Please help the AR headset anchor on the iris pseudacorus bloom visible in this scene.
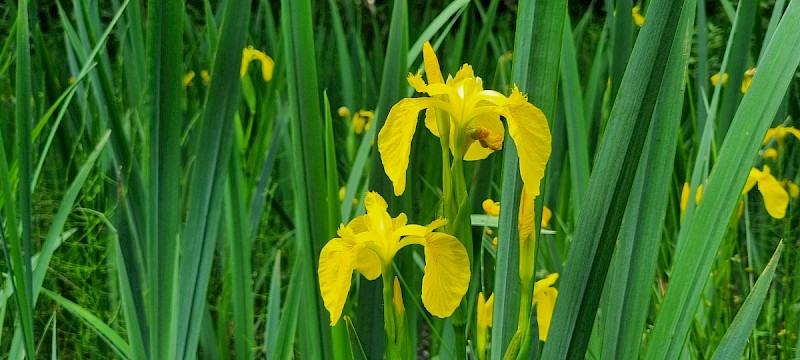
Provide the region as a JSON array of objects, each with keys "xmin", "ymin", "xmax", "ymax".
[
  {"xmin": 632, "ymin": 5, "xmax": 645, "ymax": 26},
  {"xmin": 532, "ymin": 274, "xmax": 559, "ymax": 341},
  {"xmin": 318, "ymin": 191, "xmax": 470, "ymax": 325},
  {"xmin": 378, "ymin": 41, "xmax": 551, "ymax": 199},
  {"xmin": 240, "ymin": 46, "xmax": 274, "ymax": 82},
  {"xmin": 743, "ymin": 166, "xmax": 789, "ymax": 219}
]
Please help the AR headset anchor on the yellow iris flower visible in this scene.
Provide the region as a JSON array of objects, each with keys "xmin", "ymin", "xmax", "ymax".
[
  {"xmin": 241, "ymin": 46, "xmax": 274, "ymax": 82},
  {"xmin": 762, "ymin": 147, "xmax": 778, "ymax": 160},
  {"xmin": 200, "ymin": 70, "xmax": 211, "ymax": 85},
  {"xmin": 378, "ymin": 41, "xmax": 551, "ymax": 197},
  {"xmin": 763, "ymin": 125, "xmax": 800, "ymax": 145},
  {"xmin": 533, "ymin": 273, "xmax": 559, "ymax": 341},
  {"xmin": 318, "ymin": 191, "xmax": 470, "ymax": 325},
  {"xmin": 632, "ymin": 5, "xmax": 645, "ymax": 26},
  {"xmin": 182, "ymin": 71, "xmax": 195, "ymax": 87},
  {"xmin": 352, "ymin": 110, "xmax": 375, "ymax": 134},
  {"xmin": 476, "ymin": 292, "xmax": 495, "ymax": 360},
  {"xmin": 743, "ymin": 165, "xmax": 789, "ymax": 219},
  {"xmin": 482, "ymin": 199, "xmax": 500, "ymax": 216},
  {"xmin": 741, "ymin": 67, "xmax": 756, "ymax": 93},
  {"xmin": 710, "ymin": 72, "xmax": 728, "ymax": 86}
]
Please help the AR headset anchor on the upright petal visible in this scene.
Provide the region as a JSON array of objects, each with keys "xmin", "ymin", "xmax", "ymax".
[
  {"xmin": 423, "ymin": 41, "xmax": 444, "ymax": 84},
  {"xmin": 477, "ymin": 292, "xmax": 495, "ymax": 328},
  {"xmin": 421, "ymin": 233, "xmax": 471, "ymax": 318},
  {"xmin": 758, "ymin": 169, "xmax": 789, "ymax": 219},
  {"xmin": 378, "ymin": 98, "xmax": 432, "ymax": 195},
  {"xmin": 542, "ymin": 205, "xmax": 553, "ymax": 228},
  {"xmin": 318, "ymin": 235, "xmax": 359, "ymax": 325},
  {"xmin": 504, "ymin": 87, "xmax": 551, "ymax": 198}
]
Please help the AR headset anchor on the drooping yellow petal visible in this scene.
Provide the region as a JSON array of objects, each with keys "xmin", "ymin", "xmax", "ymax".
[
  {"xmin": 710, "ymin": 72, "xmax": 728, "ymax": 86},
  {"xmin": 355, "ymin": 246, "xmax": 382, "ymax": 280},
  {"xmin": 477, "ymin": 292, "xmax": 495, "ymax": 328},
  {"xmin": 542, "ymin": 205, "xmax": 552, "ymax": 228},
  {"xmin": 534, "ymin": 286, "xmax": 558, "ymax": 341},
  {"xmin": 504, "ymin": 86, "xmax": 551, "ymax": 199},
  {"xmin": 757, "ymin": 167, "xmax": 789, "ymax": 219},
  {"xmin": 423, "ymin": 41, "xmax": 444, "ymax": 85},
  {"xmin": 318, "ymin": 229, "xmax": 360, "ymax": 325},
  {"xmin": 482, "ymin": 199, "xmax": 500, "ymax": 217},
  {"xmin": 378, "ymin": 98, "xmax": 433, "ymax": 195},
  {"xmin": 532, "ymin": 273, "xmax": 559, "ymax": 341},
  {"xmin": 421, "ymin": 232, "xmax": 471, "ymax": 318},
  {"xmin": 743, "ymin": 168, "xmax": 763, "ymax": 194},
  {"xmin": 763, "ymin": 125, "xmax": 800, "ymax": 144},
  {"xmin": 632, "ymin": 5, "xmax": 645, "ymax": 26}
]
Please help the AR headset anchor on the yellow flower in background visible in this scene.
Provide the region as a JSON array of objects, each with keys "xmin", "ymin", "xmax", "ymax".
[
  {"xmin": 476, "ymin": 292, "xmax": 495, "ymax": 360},
  {"xmin": 352, "ymin": 110, "xmax": 375, "ymax": 134},
  {"xmin": 201, "ymin": 70, "xmax": 211, "ymax": 85},
  {"xmin": 762, "ymin": 147, "xmax": 778, "ymax": 160},
  {"xmin": 183, "ymin": 71, "xmax": 195, "ymax": 87},
  {"xmin": 763, "ymin": 125, "xmax": 800, "ymax": 145},
  {"xmin": 741, "ymin": 67, "xmax": 756, "ymax": 93},
  {"xmin": 379, "ymin": 41, "xmax": 551, "ymax": 197},
  {"xmin": 533, "ymin": 273, "xmax": 559, "ymax": 341},
  {"xmin": 318, "ymin": 191, "xmax": 470, "ymax": 325},
  {"xmin": 241, "ymin": 46, "xmax": 274, "ymax": 82},
  {"xmin": 743, "ymin": 166, "xmax": 789, "ymax": 219},
  {"xmin": 337, "ymin": 106, "xmax": 351, "ymax": 118},
  {"xmin": 680, "ymin": 182, "xmax": 704, "ymax": 215},
  {"xmin": 482, "ymin": 199, "xmax": 500, "ymax": 216},
  {"xmin": 392, "ymin": 277, "xmax": 405, "ymax": 315},
  {"xmin": 541, "ymin": 205, "xmax": 552, "ymax": 229},
  {"xmin": 632, "ymin": 5, "xmax": 645, "ymax": 26},
  {"xmin": 780, "ymin": 180, "xmax": 800, "ymax": 199},
  {"xmin": 711, "ymin": 72, "xmax": 728, "ymax": 86}
]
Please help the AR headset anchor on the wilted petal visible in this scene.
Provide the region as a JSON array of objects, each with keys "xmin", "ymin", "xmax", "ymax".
[
  {"xmin": 421, "ymin": 233, "xmax": 471, "ymax": 318},
  {"xmin": 378, "ymin": 99, "xmax": 433, "ymax": 195},
  {"xmin": 504, "ymin": 86, "xmax": 551, "ymax": 198},
  {"xmin": 318, "ymin": 235, "xmax": 359, "ymax": 325}
]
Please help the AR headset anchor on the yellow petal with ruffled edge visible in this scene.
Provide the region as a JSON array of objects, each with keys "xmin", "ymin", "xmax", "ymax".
[
  {"xmin": 421, "ymin": 232, "xmax": 471, "ymax": 318},
  {"xmin": 477, "ymin": 292, "xmax": 495, "ymax": 328},
  {"xmin": 378, "ymin": 98, "xmax": 433, "ymax": 195},
  {"xmin": 758, "ymin": 166, "xmax": 789, "ymax": 219},
  {"xmin": 743, "ymin": 168, "xmax": 762, "ymax": 194},
  {"xmin": 318, "ymin": 227, "xmax": 360, "ymax": 325},
  {"xmin": 504, "ymin": 86, "xmax": 551, "ymax": 199}
]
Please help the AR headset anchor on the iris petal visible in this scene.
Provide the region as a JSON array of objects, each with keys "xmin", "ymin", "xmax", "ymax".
[
  {"xmin": 318, "ymin": 236, "xmax": 359, "ymax": 325},
  {"xmin": 504, "ymin": 87, "xmax": 551, "ymax": 199},
  {"xmin": 758, "ymin": 171, "xmax": 789, "ymax": 219},
  {"xmin": 534, "ymin": 287, "xmax": 558, "ymax": 341},
  {"xmin": 378, "ymin": 98, "xmax": 433, "ymax": 195},
  {"xmin": 423, "ymin": 41, "xmax": 444, "ymax": 84},
  {"xmin": 421, "ymin": 233, "xmax": 470, "ymax": 318}
]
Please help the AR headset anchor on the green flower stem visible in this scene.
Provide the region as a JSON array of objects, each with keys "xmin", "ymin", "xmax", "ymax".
[
  {"xmin": 509, "ymin": 234, "xmax": 537, "ymax": 359},
  {"xmin": 382, "ymin": 269, "xmax": 401, "ymax": 360}
]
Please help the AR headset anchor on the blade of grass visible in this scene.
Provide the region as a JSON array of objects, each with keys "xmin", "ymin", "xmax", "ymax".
[
  {"xmin": 710, "ymin": 242, "xmax": 783, "ymax": 360},
  {"xmin": 600, "ymin": 3, "xmax": 694, "ymax": 358},
  {"xmin": 174, "ymin": 0, "xmax": 251, "ymax": 356},
  {"xmin": 492, "ymin": 0, "xmax": 566, "ymax": 357},
  {"xmin": 40, "ymin": 288, "xmax": 132, "ymax": 359},
  {"xmin": 280, "ymin": 0, "xmax": 332, "ymax": 357},
  {"xmin": 541, "ymin": 0, "xmax": 686, "ymax": 357},
  {"xmin": 14, "ymin": 0, "xmax": 36, "ymax": 355},
  {"xmin": 644, "ymin": 2, "xmax": 800, "ymax": 357}
]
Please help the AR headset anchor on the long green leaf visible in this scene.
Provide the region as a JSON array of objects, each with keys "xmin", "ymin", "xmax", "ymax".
[
  {"xmin": 644, "ymin": 1, "xmax": 800, "ymax": 357},
  {"xmin": 541, "ymin": 0, "xmax": 686, "ymax": 357},
  {"xmin": 600, "ymin": 3, "xmax": 694, "ymax": 358},
  {"xmin": 174, "ymin": 0, "xmax": 251, "ymax": 356},
  {"xmin": 492, "ymin": 0, "xmax": 566, "ymax": 358},
  {"xmin": 710, "ymin": 242, "xmax": 783, "ymax": 360}
]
